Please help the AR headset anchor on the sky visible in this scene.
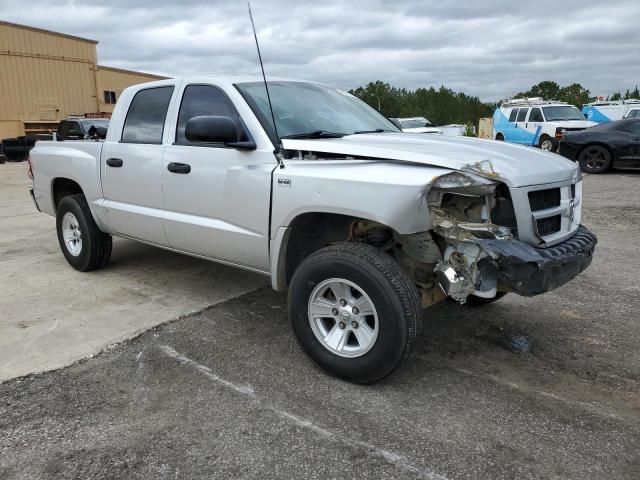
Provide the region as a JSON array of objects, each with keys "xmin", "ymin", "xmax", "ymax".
[{"xmin": 2, "ymin": 0, "xmax": 639, "ymax": 101}]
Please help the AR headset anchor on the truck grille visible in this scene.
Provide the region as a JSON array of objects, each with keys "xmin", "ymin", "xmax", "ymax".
[
  {"xmin": 536, "ymin": 215, "xmax": 561, "ymax": 236},
  {"xmin": 528, "ymin": 188, "xmax": 560, "ymax": 211},
  {"xmin": 513, "ymin": 179, "xmax": 582, "ymax": 247}
]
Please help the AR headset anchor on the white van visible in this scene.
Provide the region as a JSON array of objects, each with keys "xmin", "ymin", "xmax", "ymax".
[
  {"xmin": 582, "ymin": 99, "xmax": 640, "ymax": 123},
  {"xmin": 493, "ymin": 98, "xmax": 597, "ymax": 152}
]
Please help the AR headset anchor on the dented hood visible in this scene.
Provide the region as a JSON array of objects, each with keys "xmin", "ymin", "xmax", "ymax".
[{"xmin": 281, "ymin": 133, "xmax": 580, "ymax": 187}]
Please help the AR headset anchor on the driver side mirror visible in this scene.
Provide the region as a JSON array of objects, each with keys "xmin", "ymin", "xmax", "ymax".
[{"xmin": 185, "ymin": 115, "xmax": 255, "ymax": 150}]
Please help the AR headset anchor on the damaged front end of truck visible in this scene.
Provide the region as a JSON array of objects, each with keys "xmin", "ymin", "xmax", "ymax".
[
  {"xmin": 276, "ymin": 139, "xmax": 597, "ymax": 307},
  {"xmin": 414, "ymin": 167, "xmax": 597, "ymax": 305}
]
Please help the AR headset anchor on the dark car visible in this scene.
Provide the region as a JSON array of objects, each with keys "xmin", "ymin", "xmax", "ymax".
[
  {"xmin": 57, "ymin": 118, "xmax": 109, "ymax": 140},
  {"xmin": 558, "ymin": 118, "xmax": 640, "ymax": 173}
]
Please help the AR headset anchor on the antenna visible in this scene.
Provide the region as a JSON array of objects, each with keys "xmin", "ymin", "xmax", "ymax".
[{"xmin": 248, "ymin": 3, "xmax": 281, "ymax": 153}]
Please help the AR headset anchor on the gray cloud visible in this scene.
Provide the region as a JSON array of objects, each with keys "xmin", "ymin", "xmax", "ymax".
[{"xmin": 2, "ymin": 0, "xmax": 639, "ymax": 101}]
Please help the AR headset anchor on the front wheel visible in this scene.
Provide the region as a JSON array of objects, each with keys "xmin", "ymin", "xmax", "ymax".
[
  {"xmin": 56, "ymin": 194, "xmax": 112, "ymax": 271},
  {"xmin": 288, "ymin": 243, "xmax": 422, "ymax": 383},
  {"xmin": 539, "ymin": 136, "xmax": 558, "ymax": 152}
]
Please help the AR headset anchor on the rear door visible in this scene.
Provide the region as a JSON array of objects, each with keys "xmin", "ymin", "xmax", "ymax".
[
  {"xmin": 161, "ymin": 83, "xmax": 274, "ymax": 271},
  {"xmin": 513, "ymin": 108, "xmax": 530, "ymax": 144},
  {"xmin": 100, "ymin": 85, "xmax": 176, "ymax": 245},
  {"xmin": 502, "ymin": 108, "xmax": 519, "ymax": 141}
]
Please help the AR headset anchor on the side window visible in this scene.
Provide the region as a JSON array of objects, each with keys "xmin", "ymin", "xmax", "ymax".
[
  {"xmin": 103, "ymin": 91, "xmax": 117, "ymax": 105},
  {"xmin": 629, "ymin": 110, "xmax": 639, "ymax": 119},
  {"xmin": 529, "ymin": 108, "xmax": 544, "ymax": 122},
  {"xmin": 121, "ymin": 86, "xmax": 174, "ymax": 144},
  {"xmin": 69, "ymin": 122, "xmax": 82, "ymax": 136},
  {"xmin": 175, "ymin": 85, "xmax": 244, "ymax": 145},
  {"xmin": 508, "ymin": 109, "xmax": 518, "ymax": 122},
  {"xmin": 57, "ymin": 121, "xmax": 69, "ymax": 138},
  {"xmin": 516, "ymin": 108, "xmax": 528, "ymax": 122}
]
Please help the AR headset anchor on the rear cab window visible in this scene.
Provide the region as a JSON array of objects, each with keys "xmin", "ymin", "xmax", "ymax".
[
  {"xmin": 121, "ymin": 86, "xmax": 175, "ymax": 144},
  {"xmin": 508, "ymin": 109, "xmax": 518, "ymax": 122}
]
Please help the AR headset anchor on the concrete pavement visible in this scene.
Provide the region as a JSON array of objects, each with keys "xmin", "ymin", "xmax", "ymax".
[{"xmin": 0, "ymin": 161, "xmax": 267, "ymax": 381}]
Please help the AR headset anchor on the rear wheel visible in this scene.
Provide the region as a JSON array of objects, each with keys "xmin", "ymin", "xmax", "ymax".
[
  {"xmin": 495, "ymin": 133, "xmax": 504, "ymax": 141},
  {"xmin": 578, "ymin": 145, "xmax": 611, "ymax": 173},
  {"xmin": 288, "ymin": 242, "xmax": 422, "ymax": 383},
  {"xmin": 56, "ymin": 194, "xmax": 112, "ymax": 271}
]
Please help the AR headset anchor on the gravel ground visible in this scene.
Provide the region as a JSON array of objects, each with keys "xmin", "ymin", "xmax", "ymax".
[{"xmin": 1, "ymin": 171, "xmax": 639, "ymax": 479}]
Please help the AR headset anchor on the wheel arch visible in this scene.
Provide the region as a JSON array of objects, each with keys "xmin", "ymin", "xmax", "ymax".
[
  {"xmin": 271, "ymin": 211, "xmax": 399, "ymax": 291},
  {"xmin": 51, "ymin": 177, "xmax": 85, "ymax": 212}
]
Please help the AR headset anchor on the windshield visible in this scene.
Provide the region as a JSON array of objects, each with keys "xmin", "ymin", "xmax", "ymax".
[
  {"xmin": 400, "ymin": 118, "xmax": 433, "ymax": 128},
  {"xmin": 235, "ymin": 81, "xmax": 399, "ymax": 139},
  {"xmin": 542, "ymin": 106, "xmax": 585, "ymax": 121}
]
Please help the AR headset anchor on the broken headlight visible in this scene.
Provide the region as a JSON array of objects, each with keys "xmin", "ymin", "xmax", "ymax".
[{"xmin": 428, "ymin": 171, "xmax": 512, "ymax": 241}]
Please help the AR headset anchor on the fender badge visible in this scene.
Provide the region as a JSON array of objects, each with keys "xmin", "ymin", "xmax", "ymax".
[{"xmin": 277, "ymin": 177, "xmax": 292, "ymax": 187}]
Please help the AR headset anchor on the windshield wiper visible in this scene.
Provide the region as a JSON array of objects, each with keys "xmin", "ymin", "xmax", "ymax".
[
  {"xmin": 280, "ymin": 130, "xmax": 346, "ymax": 139},
  {"xmin": 352, "ymin": 129, "xmax": 396, "ymax": 134}
]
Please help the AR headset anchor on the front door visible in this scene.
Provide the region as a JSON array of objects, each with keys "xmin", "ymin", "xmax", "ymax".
[
  {"xmin": 101, "ymin": 85, "xmax": 175, "ymax": 245},
  {"xmin": 527, "ymin": 107, "xmax": 545, "ymax": 145},
  {"xmin": 161, "ymin": 84, "xmax": 274, "ymax": 271}
]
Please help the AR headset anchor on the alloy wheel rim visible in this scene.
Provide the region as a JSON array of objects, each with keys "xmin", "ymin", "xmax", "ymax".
[
  {"xmin": 308, "ymin": 278, "xmax": 379, "ymax": 358},
  {"xmin": 583, "ymin": 147, "xmax": 606, "ymax": 169},
  {"xmin": 61, "ymin": 212, "xmax": 82, "ymax": 256},
  {"xmin": 541, "ymin": 140, "xmax": 553, "ymax": 151}
]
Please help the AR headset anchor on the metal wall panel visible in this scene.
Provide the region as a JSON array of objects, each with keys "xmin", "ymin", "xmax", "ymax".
[
  {"xmin": 0, "ymin": 21, "xmax": 165, "ymax": 127},
  {"xmin": 0, "ymin": 55, "xmax": 98, "ymax": 121}
]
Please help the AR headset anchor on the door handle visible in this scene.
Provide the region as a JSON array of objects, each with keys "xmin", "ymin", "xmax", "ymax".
[
  {"xmin": 167, "ymin": 162, "xmax": 191, "ymax": 174},
  {"xmin": 106, "ymin": 158, "xmax": 123, "ymax": 167}
]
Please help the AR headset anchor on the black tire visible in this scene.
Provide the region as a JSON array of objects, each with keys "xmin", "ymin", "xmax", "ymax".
[
  {"xmin": 578, "ymin": 145, "xmax": 612, "ymax": 173},
  {"xmin": 465, "ymin": 292, "xmax": 508, "ymax": 306},
  {"xmin": 288, "ymin": 242, "xmax": 422, "ymax": 384},
  {"xmin": 56, "ymin": 194, "xmax": 112, "ymax": 271},
  {"xmin": 539, "ymin": 136, "xmax": 558, "ymax": 152},
  {"xmin": 495, "ymin": 133, "xmax": 504, "ymax": 141}
]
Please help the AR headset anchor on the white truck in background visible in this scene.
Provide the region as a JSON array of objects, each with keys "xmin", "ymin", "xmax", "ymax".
[{"xmin": 29, "ymin": 76, "xmax": 597, "ymax": 383}]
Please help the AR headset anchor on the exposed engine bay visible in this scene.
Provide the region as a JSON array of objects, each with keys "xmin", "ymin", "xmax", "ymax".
[{"xmin": 348, "ymin": 170, "xmax": 516, "ymax": 306}]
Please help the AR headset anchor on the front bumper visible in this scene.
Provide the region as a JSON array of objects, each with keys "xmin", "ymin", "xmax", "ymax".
[
  {"xmin": 476, "ymin": 225, "xmax": 597, "ymax": 296},
  {"xmin": 557, "ymin": 141, "xmax": 580, "ymax": 160}
]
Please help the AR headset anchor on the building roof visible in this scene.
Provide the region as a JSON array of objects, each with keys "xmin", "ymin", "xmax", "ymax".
[
  {"xmin": 0, "ymin": 20, "xmax": 98, "ymax": 44},
  {"xmin": 97, "ymin": 65, "xmax": 168, "ymax": 80}
]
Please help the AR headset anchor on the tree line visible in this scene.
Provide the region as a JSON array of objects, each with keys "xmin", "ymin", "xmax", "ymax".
[{"xmin": 350, "ymin": 80, "xmax": 640, "ymax": 129}]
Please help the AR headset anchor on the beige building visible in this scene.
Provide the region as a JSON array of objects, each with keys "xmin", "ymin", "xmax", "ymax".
[{"xmin": 0, "ymin": 20, "xmax": 166, "ymax": 139}]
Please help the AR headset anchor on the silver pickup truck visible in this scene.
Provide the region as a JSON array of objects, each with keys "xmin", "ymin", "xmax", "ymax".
[{"xmin": 29, "ymin": 76, "xmax": 597, "ymax": 383}]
